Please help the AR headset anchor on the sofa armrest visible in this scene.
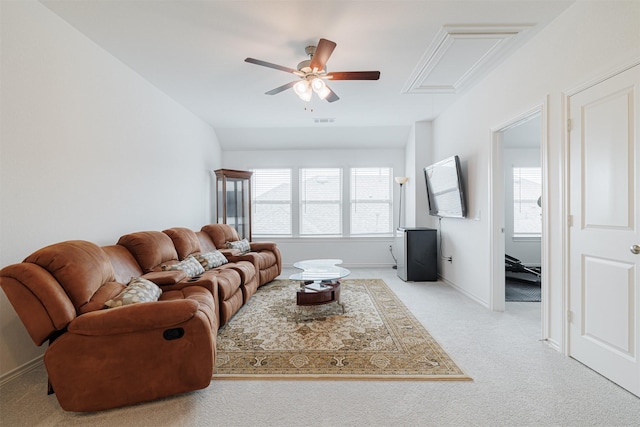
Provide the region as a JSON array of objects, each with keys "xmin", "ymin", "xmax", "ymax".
[
  {"xmin": 67, "ymin": 298, "xmax": 199, "ymax": 336},
  {"xmin": 219, "ymin": 248, "xmax": 242, "ymax": 257},
  {"xmin": 225, "ymin": 252, "xmax": 257, "ymax": 264},
  {"xmin": 249, "ymin": 241, "xmax": 278, "ymax": 252},
  {"xmin": 141, "ymin": 270, "xmax": 186, "ymax": 285}
]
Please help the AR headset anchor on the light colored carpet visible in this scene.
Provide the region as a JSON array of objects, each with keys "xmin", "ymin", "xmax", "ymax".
[
  {"xmin": 2, "ymin": 268, "xmax": 640, "ymax": 426},
  {"xmin": 214, "ymin": 279, "xmax": 470, "ymax": 380}
]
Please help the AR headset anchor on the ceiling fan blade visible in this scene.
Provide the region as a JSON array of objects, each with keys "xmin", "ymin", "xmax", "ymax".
[
  {"xmin": 265, "ymin": 81, "xmax": 297, "ymax": 95},
  {"xmin": 309, "ymin": 38, "xmax": 336, "ymax": 72},
  {"xmin": 245, "ymin": 58, "xmax": 297, "ymax": 74},
  {"xmin": 324, "ymin": 86, "xmax": 340, "ymax": 103},
  {"xmin": 326, "ymin": 71, "xmax": 380, "ymax": 80}
]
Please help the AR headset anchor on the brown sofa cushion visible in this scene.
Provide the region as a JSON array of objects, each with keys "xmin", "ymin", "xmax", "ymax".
[
  {"xmin": 0, "ymin": 263, "xmax": 77, "ymax": 345},
  {"xmin": 253, "ymin": 250, "xmax": 278, "ymax": 269},
  {"xmin": 81, "ymin": 282, "xmax": 126, "ymax": 313},
  {"xmin": 201, "ymin": 224, "xmax": 239, "ymax": 249},
  {"xmin": 117, "ymin": 231, "xmax": 178, "ymax": 273},
  {"xmin": 195, "ymin": 230, "xmax": 217, "ymax": 252},
  {"xmin": 163, "ymin": 227, "xmax": 201, "ymax": 260},
  {"xmin": 102, "ymin": 244, "xmax": 187, "ymax": 286},
  {"xmin": 102, "ymin": 244, "xmax": 144, "ymax": 284},
  {"xmin": 24, "ymin": 240, "xmax": 116, "ymax": 313}
]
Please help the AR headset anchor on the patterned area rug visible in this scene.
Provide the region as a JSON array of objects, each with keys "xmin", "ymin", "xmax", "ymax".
[{"xmin": 213, "ymin": 279, "xmax": 471, "ymax": 381}]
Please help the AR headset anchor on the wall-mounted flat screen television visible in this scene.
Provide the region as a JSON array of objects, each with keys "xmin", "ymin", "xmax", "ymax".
[{"xmin": 424, "ymin": 155, "xmax": 467, "ymax": 218}]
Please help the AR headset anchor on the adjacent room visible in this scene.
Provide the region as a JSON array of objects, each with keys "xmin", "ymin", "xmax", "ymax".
[{"xmin": 1, "ymin": 0, "xmax": 640, "ymax": 425}]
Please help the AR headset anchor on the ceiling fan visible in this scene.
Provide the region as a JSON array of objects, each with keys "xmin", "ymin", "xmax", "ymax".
[{"xmin": 245, "ymin": 38, "xmax": 380, "ymax": 103}]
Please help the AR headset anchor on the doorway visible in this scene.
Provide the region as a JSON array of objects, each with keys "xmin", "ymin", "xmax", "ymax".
[
  {"xmin": 490, "ymin": 105, "xmax": 548, "ymax": 337},
  {"xmin": 502, "ymin": 115, "xmax": 542, "ymax": 302}
]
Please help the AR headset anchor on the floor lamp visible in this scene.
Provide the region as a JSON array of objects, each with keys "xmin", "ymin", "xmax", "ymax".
[{"xmin": 395, "ymin": 177, "xmax": 409, "ymax": 229}]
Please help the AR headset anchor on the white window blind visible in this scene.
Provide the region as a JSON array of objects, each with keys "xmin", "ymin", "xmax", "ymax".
[
  {"xmin": 350, "ymin": 167, "xmax": 392, "ymax": 235},
  {"xmin": 300, "ymin": 168, "xmax": 341, "ymax": 235},
  {"xmin": 251, "ymin": 169, "xmax": 291, "ymax": 236},
  {"xmin": 513, "ymin": 167, "xmax": 541, "ymax": 237}
]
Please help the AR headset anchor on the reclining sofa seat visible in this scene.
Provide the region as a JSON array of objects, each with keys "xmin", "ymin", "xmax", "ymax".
[
  {"xmin": 163, "ymin": 227, "xmax": 259, "ymax": 307},
  {"xmin": 200, "ymin": 224, "xmax": 282, "ymax": 287},
  {"xmin": 0, "ymin": 240, "xmax": 215, "ymax": 412},
  {"xmin": 102, "ymin": 244, "xmax": 220, "ymax": 330},
  {"xmin": 117, "ymin": 230, "xmax": 245, "ymax": 326}
]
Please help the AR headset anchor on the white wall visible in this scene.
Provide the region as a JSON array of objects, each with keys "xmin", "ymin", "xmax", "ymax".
[
  {"xmin": 431, "ymin": 0, "xmax": 640, "ymax": 345},
  {"xmin": 0, "ymin": 1, "xmax": 222, "ymax": 377},
  {"xmin": 404, "ymin": 121, "xmax": 434, "ymax": 229},
  {"xmin": 403, "ymin": 125, "xmax": 418, "ymax": 228},
  {"xmin": 222, "ymin": 148, "xmax": 404, "ymax": 267}
]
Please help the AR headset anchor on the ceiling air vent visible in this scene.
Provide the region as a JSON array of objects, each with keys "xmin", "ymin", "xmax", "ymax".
[{"xmin": 314, "ymin": 118, "xmax": 335, "ymax": 124}]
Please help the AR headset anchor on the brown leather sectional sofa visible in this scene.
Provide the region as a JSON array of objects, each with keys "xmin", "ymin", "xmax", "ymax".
[{"xmin": 0, "ymin": 224, "xmax": 281, "ymax": 412}]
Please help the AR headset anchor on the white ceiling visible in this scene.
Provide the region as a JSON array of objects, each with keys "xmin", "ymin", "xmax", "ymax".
[{"xmin": 41, "ymin": 0, "xmax": 574, "ymax": 150}]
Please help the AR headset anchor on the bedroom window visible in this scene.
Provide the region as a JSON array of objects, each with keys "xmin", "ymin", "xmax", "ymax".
[
  {"xmin": 513, "ymin": 167, "xmax": 542, "ymax": 238},
  {"xmin": 350, "ymin": 167, "xmax": 392, "ymax": 235},
  {"xmin": 299, "ymin": 168, "xmax": 342, "ymax": 236},
  {"xmin": 251, "ymin": 169, "xmax": 291, "ymax": 235}
]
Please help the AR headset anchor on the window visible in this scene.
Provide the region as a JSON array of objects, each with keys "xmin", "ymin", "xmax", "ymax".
[
  {"xmin": 251, "ymin": 169, "xmax": 291, "ymax": 235},
  {"xmin": 350, "ymin": 167, "xmax": 392, "ymax": 234},
  {"xmin": 300, "ymin": 168, "xmax": 342, "ymax": 235},
  {"xmin": 251, "ymin": 166, "xmax": 394, "ymax": 238},
  {"xmin": 513, "ymin": 167, "xmax": 542, "ymax": 237}
]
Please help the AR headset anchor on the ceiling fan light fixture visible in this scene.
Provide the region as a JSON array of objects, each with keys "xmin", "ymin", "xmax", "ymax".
[
  {"xmin": 311, "ymin": 78, "xmax": 330, "ymax": 100},
  {"xmin": 311, "ymin": 77, "xmax": 325, "ymax": 91},
  {"xmin": 293, "ymin": 80, "xmax": 312, "ymax": 102}
]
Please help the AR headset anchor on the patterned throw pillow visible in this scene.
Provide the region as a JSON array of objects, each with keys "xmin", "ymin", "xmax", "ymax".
[
  {"xmin": 162, "ymin": 255, "xmax": 205, "ymax": 277},
  {"xmin": 195, "ymin": 250, "xmax": 228, "ymax": 270},
  {"xmin": 104, "ymin": 277, "xmax": 162, "ymax": 308},
  {"xmin": 226, "ymin": 238, "xmax": 251, "ymax": 254}
]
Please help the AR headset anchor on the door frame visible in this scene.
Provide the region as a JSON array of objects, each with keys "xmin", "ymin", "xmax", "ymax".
[{"xmin": 489, "ymin": 103, "xmax": 550, "ymax": 339}]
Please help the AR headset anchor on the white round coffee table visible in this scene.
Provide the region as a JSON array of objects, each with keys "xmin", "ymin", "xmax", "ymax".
[{"xmin": 290, "ymin": 259, "xmax": 350, "ymax": 312}]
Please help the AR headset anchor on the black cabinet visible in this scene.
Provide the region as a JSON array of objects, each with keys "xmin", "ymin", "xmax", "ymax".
[{"xmin": 395, "ymin": 227, "xmax": 437, "ymax": 282}]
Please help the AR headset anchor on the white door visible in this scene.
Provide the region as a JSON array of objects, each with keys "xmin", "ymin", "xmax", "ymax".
[{"xmin": 568, "ymin": 64, "xmax": 640, "ymax": 396}]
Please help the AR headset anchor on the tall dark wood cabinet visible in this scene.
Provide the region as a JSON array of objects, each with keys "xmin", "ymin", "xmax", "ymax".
[
  {"xmin": 214, "ymin": 169, "xmax": 252, "ymax": 241},
  {"xmin": 395, "ymin": 227, "xmax": 437, "ymax": 281}
]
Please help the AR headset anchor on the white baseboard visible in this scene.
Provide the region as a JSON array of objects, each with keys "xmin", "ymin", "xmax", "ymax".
[
  {"xmin": 544, "ymin": 338, "xmax": 561, "ymax": 352},
  {"xmin": 439, "ymin": 275, "xmax": 490, "ymax": 309},
  {"xmin": 0, "ymin": 355, "xmax": 44, "ymax": 387}
]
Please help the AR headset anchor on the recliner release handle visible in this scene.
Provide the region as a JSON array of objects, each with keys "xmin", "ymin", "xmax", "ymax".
[{"xmin": 163, "ymin": 328, "xmax": 185, "ymax": 341}]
